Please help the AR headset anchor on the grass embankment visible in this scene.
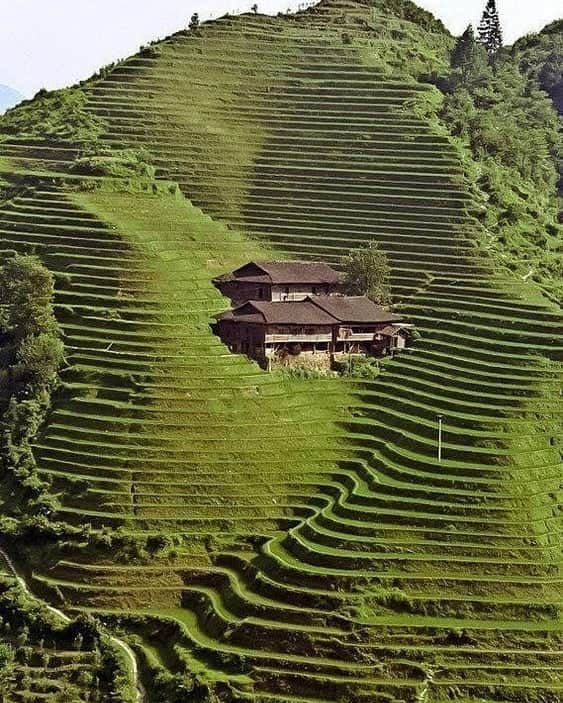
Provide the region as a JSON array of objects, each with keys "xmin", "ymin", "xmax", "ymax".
[
  {"xmin": 74, "ymin": 6, "xmax": 563, "ymax": 700},
  {"xmin": 0, "ymin": 0, "xmax": 561, "ymax": 701},
  {"xmin": 13, "ymin": 181, "xmax": 354, "ymax": 536},
  {"xmin": 0, "ymin": 558, "xmax": 134, "ymax": 702}
]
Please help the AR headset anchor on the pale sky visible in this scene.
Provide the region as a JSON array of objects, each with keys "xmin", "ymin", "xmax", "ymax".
[{"xmin": 1, "ymin": 0, "xmax": 561, "ymax": 98}]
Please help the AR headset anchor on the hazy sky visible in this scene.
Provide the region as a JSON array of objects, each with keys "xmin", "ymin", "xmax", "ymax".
[{"xmin": 1, "ymin": 0, "xmax": 561, "ymax": 97}]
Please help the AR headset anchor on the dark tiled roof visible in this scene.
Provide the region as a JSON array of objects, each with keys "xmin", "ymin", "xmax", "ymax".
[
  {"xmin": 309, "ymin": 296, "xmax": 401, "ymax": 324},
  {"xmin": 213, "ymin": 261, "xmax": 343, "ymax": 285},
  {"xmin": 216, "ymin": 297, "xmax": 403, "ymax": 327},
  {"xmin": 218, "ymin": 312, "xmax": 265, "ymax": 324},
  {"xmin": 218, "ymin": 300, "xmax": 337, "ymax": 325}
]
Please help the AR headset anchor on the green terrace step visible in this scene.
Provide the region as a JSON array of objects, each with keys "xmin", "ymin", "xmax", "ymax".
[
  {"xmin": 2, "ymin": 3, "xmax": 562, "ymax": 699},
  {"xmin": 86, "ymin": 91, "xmax": 424, "ymax": 106}
]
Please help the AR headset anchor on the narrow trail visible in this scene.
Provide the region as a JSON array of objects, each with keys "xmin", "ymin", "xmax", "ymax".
[{"xmin": 0, "ymin": 546, "xmax": 148, "ymax": 703}]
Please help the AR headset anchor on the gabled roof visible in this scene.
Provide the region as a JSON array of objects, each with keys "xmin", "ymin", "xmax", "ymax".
[
  {"xmin": 380, "ymin": 325, "xmax": 408, "ymax": 337},
  {"xmin": 216, "ymin": 300, "xmax": 337, "ymax": 325},
  {"xmin": 308, "ymin": 296, "xmax": 401, "ymax": 324},
  {"xmin": 216, "ymin": 296, "xmax": 403, "ymax": 327},
  {"xmin": 213, "ymin": 261, "xmax": 343, "ymax": 285}
]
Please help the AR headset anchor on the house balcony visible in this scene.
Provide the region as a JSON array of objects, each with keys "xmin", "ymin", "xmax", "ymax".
[
  {"xmin": 265, "ymin": 333, "xmax": 332, "ymax": 344},
  {"xmin": 337, "ymin": 332, "xmax": 377, "ymax": 342}
]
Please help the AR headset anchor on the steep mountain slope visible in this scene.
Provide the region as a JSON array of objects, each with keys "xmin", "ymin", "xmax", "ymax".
[
  {"xmin": 439, "ymin": 19, "xmax": 563, "ymax": 298},
  {"xmin": 0, "ymin": 1, "xmax": 562, "ymax": 701},
  {"xmin": 512, "ymin": 20, "xmax": 563, "ymax": 115}
]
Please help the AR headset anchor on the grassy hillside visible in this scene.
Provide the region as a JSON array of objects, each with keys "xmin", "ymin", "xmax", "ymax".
[
  {"xmin": 0, "ymin": 0, "xmax": 562, "ymax": 701},
  {"xmin": 0, "ymin": 555, "xmax": 133, "ymax": 702},
  {"xmin": 432, "ymin": 22, "xmax": 563, "ymax": 302},
  {"xmin": 512, "ymin": 20, "xmax": 563, "ymax": 115}
]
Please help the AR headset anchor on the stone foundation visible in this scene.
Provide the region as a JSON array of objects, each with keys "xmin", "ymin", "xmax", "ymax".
[{"xmin": 268, "ymin": 349, "xmax": 333, "ymax": 371}]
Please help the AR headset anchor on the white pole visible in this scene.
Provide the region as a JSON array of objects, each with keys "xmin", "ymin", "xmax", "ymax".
[{"xmin": 437, "ymin": 414, "xmax": 443, "ymax": 463}]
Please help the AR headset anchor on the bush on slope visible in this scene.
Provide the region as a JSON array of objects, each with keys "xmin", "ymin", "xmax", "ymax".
[
  {"xmin": 0, "ymin": 89, "xmax": 104, "ymax": 144},
  {"xmin": 0, "ymin": 255, "xmax": 64, "ymax": 520},
  {"xmin": 0, "ymin": 564, "xmax": 133, "ymax": 702},
  {"xmin": 426, "ymin": 25, "xmax": 563, "ymax": 300},
  {"xmin": 512, "ymin": 20, "xmax": 563, "ymax": 117}
]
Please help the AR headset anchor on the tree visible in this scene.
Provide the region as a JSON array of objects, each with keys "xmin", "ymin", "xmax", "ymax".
[
  {"xmin": 451, "ymin": 25, "xmax": 489, "ymax": 83},
  {"xmin": 452, "ymin": 25, "xmax": 475, "ymax": 71},
  {"xmin": 0, "ymin": 643, "xmax": 15, "ymax": 694},
  {"xmin": 340, "ymin": 243, "xmax": 391, "ymax": 305},
  {"xmin": 146, "ymin": 533, "xmax": 171, "ymax": 553},
  {"xmin": 189, "ymin": 13, "xmax": 200, "ymax": 32},
  {"xmin": 16, "ymin": 332, "xmax": 65, "ymax": 386},
  {"xmin": 0, "ymin": 255, "xmax": 57, "ymax": 339},
  {"xmin": 478, "ymin": 0, "xmax": 503, "ymax": 59},
  {"xmin": 539, "ymin": 52, "xmax": 563, "ymax": 113}
]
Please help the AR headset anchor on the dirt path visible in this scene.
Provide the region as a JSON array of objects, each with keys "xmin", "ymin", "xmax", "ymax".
[{"xmin": 0, "ymin": 546, "xmax": 148, "ymax": 703}]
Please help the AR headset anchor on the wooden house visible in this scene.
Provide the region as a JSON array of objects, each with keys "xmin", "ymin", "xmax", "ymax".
[
  {"xmin": 213, "ymin": 261, "xmax": 344, "ymax": 306},
  {"xmin": 214, "ymin": 295, "xmax": 411, "ymax": 368}
]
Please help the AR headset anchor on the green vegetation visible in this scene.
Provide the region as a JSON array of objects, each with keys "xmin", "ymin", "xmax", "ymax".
[
  {"xmin": 333, "ymin": 355, "xmax": 382, "ymax": 378},
  {"xmin": 0, "ymin": 561, "xmax": 133, "ymax": 702},
  {"xmin": 477, "ymin": 0, "xmax": 503, "ymax": 59},
  {"xmin": 189, "ymin": 13, "xmax": 200, "ymax": 32},
  {"xmin": 0, "ymin": 0, "xmax": 561, "ymax": 701},
  {"xmin": 435, "ymin": 20, "xmax": 563, "ymax": 299},
  {"xmin": 71, "ymin": 147, "xmax": 155, "ymax": 179},
  {"xmin": 0, "ymin": 89, "xmax": 104, "ymax": 144},
  {"xmin": 451, "ymin": 25, "xmax": 489, "ymax": 81},
  {"xmin": 0, "ymin": 255, "xmax": 64, "ymax": 519},
  {"xmin": 512, "ymin": 20, "xmax": 563, "ymax": 116},
  {"xmin": 341, "ymin": 241, "xmax": 391, "ymax": 304},
  {"xmin": 0, "ymin": 255, "xmax": 59, "ymax": 340}
]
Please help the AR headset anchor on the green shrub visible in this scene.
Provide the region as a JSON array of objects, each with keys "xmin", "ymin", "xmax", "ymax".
[
  {"xmin": 0, "ymin": 642, "xmax": 15, "ymax": 693},
  {"xmin": 0, "ymin": 256, "xmax": 64, "ymax": 520},
  {"xmin": 276, "ymin": 366, "xmax": 334, "ymax": 381},
  {"xmin": 189, "ymin": 13, "xmax": 200, "ymax": 33},
  {"xmin": 333, "ymin": 356, "xmax": 381, "ymax": 379},
  {"xmin": 0, "ymin": 255, "xmax": 57, "ymax": 340},
  {"xmin": 341, "ymin": 242, "xmax": 391, "ymax": 305},
  {"xmin": 139, "ymin": 44, "xmax": 161, "ymax": 59},
  {"xmin": 71, "ymin": 149, "xmax": 156, "ymax": 179},
  {"xmin": 16, "ymin": 333, "xmax": 64, "ymax": 387},
  {"xmin": 0, "ymin": 89, "xmax": 104, "ymax": 143},
  {"xmin": 146, "ymin": 534, "xmax": 172, "ymax": 553}
]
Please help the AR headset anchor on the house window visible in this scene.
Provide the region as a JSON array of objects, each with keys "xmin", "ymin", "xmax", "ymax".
[{"xmin": 312, "ymin": 287, "xmax": 318, "ymax": 295}]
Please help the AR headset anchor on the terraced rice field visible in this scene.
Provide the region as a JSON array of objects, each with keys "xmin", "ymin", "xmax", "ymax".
[
  {"xmin": 0, "ymin": 1, "xmax": 562, "ymax": 701},
  {"xmin": 3, "ymin": 648, "xmax": 102, "ymax": 703},
  {"xmin": 0, "ymin": 561, "xmax": 108, "ymax": 703}
]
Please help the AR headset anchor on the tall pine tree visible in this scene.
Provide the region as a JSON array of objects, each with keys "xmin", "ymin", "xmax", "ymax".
[
  {"xmin": 478, "ymin": 0, "xmax": 503, "ymax": 58},
  {"xmin": 451, "ymin": 25, "xmax": 489, "ymax": 84},
  {"xmin": 452, "ymin": 25, "xmax": 476, "ymax": 72}
]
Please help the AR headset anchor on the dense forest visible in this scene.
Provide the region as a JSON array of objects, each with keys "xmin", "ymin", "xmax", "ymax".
[{"xmin": 431, "ymin": 13, "xmax": 562, "ymax": 299}]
